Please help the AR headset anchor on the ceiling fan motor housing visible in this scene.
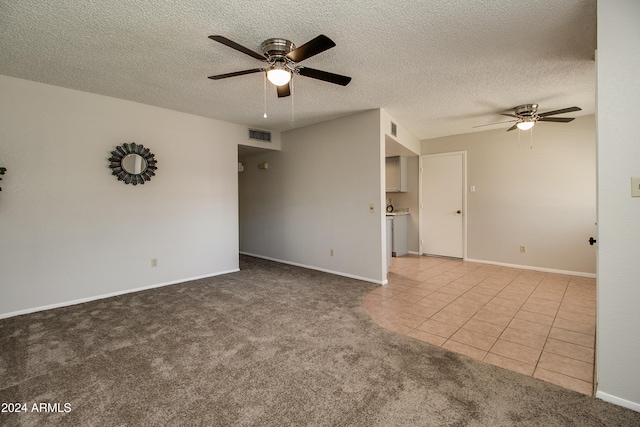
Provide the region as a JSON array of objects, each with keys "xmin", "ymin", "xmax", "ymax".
[
  {"xmin": 261, "ymin": 38, "xmax": 296, "ymax": 59},
  {"xmin": 515, "ymin": 104, "xmax": 538, "ymax": 118}
]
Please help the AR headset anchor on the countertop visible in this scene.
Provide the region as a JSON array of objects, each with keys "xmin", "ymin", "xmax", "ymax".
[{"xmin": 386, "ymin": 211, "xmax": 410, "ymax": 216}]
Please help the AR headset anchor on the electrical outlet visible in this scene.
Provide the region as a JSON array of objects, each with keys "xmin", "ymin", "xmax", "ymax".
[
  {"xmin": 151, "ymin": 258, "xmax": 158, "ymax": 267},
  {"xmin": 520, "ymin": 245, "xmax": 526, "ymax": 253}
]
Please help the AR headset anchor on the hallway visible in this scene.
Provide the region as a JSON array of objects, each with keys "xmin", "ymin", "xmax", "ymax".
[{"xmin": 365, "ymin": 255, "xmax": 596, "ymax": 395}]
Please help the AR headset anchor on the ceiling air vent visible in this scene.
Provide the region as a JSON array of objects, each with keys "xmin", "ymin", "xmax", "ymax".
[
  {"xmin": 391, "ymin": 122, "xmax": 397, "ymax": 137},
  {"xmin": 249, "ymin": 129, "xmax": 271, "ymax": 142}
]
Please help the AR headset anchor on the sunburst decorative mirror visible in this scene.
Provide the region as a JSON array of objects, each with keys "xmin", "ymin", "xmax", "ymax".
[{"xmin": 108, "ymin": 142, "xmax": 157, "ymax": 185}]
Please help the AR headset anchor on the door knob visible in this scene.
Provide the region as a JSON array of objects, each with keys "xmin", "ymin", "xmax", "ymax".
[
  {"xmin": 456, "ymin": 210, "xmax": 462, "ymax": 214},
  {"xmin": 589, "ymin": 237, "xmax": 597, "ymax": 245}
]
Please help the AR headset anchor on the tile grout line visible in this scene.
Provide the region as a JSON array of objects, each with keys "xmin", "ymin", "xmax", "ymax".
[
  {"xmin": 530, "ymin": 272, "xmax": 564, "ymax": 377},
  {"xmin": 531, "ymin": 275, "xmax": 595, "ymax": 388},
  {"xmin": 481, "ymin": 270, "xmax": 539, "ymax": 365}
]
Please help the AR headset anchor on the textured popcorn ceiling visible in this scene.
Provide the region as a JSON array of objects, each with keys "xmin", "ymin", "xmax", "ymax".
[{"xmin": 0, "ymin": 1, "xmax": 596, "ymax": 140}]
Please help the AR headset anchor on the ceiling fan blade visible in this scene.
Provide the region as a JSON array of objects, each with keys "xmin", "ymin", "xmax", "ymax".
[
  {"xmin": 286, "ymin": 35, "xmax": 336, "ymax": 63},
  {"xmin": 506, "ymin": 124, "xmax": 518, "ymax": 132},
  {"xmin": 298, "ymin": 67, "xmax": 351, "ymax": 86},
  {"xmin": 472, "ymin": 119, "xmax": 518, "ymax": 128},
  {"xmin": 208, "ymin": 68, "xmax": 265, "ymax": 80},
  {"xmin": 276, "ymin": 83, "xmax": 291, "ymax": 98},
  {"xmin": 537, "ymin": 106, "xmax": 581, "ymax": 117},
  {"xmin": 208, "ymin": 35, "xmax": 266, "ymax": 61},
  {"xmin": 538, "ymin": 117, "xmax": 576, "ymax": 123}
]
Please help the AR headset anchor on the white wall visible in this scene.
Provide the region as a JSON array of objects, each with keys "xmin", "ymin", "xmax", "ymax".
[
  {"xmin": 381, "ymin": 109, "xmax": 421, "ymax": 156},
  {"xmin": 595, "ymin": 0, "xmax": 640, "ymax": 411},
  {"xmin": 0, "ymin": 75, "xmax": 244, "ymax": 318},
  {"xmin": 239, "ymin": 110, "xmax": 385, "ymax": 283},
  {"xmin": 422, "ymin": 116, "xmax": 596, "ymax": 275}
]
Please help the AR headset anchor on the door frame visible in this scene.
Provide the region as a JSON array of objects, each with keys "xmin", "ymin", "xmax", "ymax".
[{"xmin": 419, "ymin": 151, "xmax": 467, "ymax": 259}]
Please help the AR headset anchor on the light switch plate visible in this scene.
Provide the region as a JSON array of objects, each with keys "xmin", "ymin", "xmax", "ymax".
[{"xmin": 632, "ymin": 177, "xmax": 640, "ymax": 197}]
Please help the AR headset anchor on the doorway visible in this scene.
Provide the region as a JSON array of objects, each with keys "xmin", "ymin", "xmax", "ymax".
[{"xmin": 419, "ymin": 151, "xmax": 466, "ymax": 258}]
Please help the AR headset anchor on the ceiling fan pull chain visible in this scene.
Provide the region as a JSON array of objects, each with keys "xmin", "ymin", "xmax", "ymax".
[
  {"xmin": 528, "ymin": 126, "xmax": 535, "ymax": 149},
  {"xmin": 263, "ymin": 73, "xmax": 268, "ymax": 119},
  {"xmin": 290, "ymin": 78, "xmax": 295, "ymax": 126}
]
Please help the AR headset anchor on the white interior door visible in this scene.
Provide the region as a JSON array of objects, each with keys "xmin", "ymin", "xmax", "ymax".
[{"xmin": 420, "ymin": 152, "xmax": 465, "ymax": 258}]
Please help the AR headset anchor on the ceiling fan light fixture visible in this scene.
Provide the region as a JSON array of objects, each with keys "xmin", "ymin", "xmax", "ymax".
[
  {"xmin": 516, "ymin": 120, "xmax": 535, "ymax": 131},
  {"xmin": 266, "ymin": 64, "xmax": 291, "ymax": 86}
]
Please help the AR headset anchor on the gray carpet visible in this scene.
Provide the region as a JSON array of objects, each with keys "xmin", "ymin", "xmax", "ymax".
[{"xmin": 1, "ymin": 255, "xmax": 639, "ymax": 426}]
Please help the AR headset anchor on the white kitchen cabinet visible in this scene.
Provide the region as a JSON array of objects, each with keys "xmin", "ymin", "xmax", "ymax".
[
  {"xmin": 390, "ymin": 214, "xmax": 408, "ymax": 257},
  {"xmin": 385, "ymin": 156, "xmax": 407, "ymax": 192},
  {"xmin": 386, "ymin": 217, "xmax": 393, "ymax": 270}
]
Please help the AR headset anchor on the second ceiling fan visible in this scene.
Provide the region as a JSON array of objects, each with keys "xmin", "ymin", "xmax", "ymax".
[
  {"xmin": 208, "ymin": 34, "xmax": 351, "ymax": 98},
  {"xmin": 475, "ymin": 104, "xmax": 582, "ymax": 131}
]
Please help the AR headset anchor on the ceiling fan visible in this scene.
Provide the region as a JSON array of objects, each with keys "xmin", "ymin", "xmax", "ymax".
[
  {"xmin": 475, "ymin": 104, "xmax": 582, "ymax": 131},
  {"xmin": 207, "ymin": 35, "xmax": 351, "ymax": 98}
]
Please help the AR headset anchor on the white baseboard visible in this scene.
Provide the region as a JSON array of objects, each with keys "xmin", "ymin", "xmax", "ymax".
[
  {"xmin": 464, "ymin": 258, "xmax": 596, "ymax": 278},
  {"xmin": 240, "ymin": 252, "xmax": 385, "ymax": 285},
  {"xmin": 0, "ymin": 269, "xmax": 240, "ymax": 320},
  {"xmin": 596, "ymin": 391, "xmax": 640, "ymax": 413}
]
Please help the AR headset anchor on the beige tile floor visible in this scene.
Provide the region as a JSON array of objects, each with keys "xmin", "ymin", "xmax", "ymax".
[{"xmin": 365, "ymin": 254, "xmax": 596, "ymax": 395}]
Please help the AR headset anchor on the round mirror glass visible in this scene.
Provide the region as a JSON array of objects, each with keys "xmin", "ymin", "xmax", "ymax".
[{"xmin": 121, "ymin": 153, "xmax": 148, "ymax": 174}]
